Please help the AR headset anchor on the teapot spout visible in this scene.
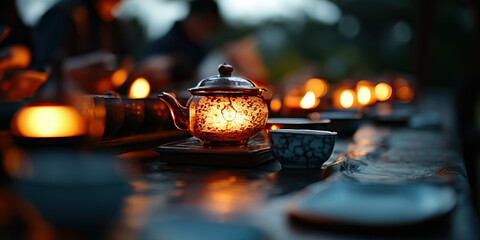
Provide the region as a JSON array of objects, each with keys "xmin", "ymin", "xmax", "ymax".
[{"xmin": 158, "ymin": 92, "xmax": 189, "ymax": 131}]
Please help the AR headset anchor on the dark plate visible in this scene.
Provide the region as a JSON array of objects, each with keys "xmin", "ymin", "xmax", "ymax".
[
  {"xmin": 288, "ymin": 182, "xmax": 457, "ymax": 229},
  {"xmin": 315, "ymin": 111, "xmax": 363, "ymax": 137},
  {"xmin": 370, "ymin": 114, "xmax": 410, "ymax": 126}
]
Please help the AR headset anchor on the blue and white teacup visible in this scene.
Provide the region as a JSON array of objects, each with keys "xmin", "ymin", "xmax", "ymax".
[{"xmin": 268, "ymin": 129, "xmax": 337, "ymax": 168}]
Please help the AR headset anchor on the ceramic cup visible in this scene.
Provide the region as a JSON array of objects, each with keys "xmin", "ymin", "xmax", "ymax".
[{"xmin": 268, "ymin": 129, "xmax": 337, "ymax": 168}]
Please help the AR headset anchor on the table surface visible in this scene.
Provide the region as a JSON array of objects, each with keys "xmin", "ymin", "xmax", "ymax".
[
  {"xmin": 123, "ymin": 126, "xmax": 478, "ymax": 240},
  {"xmin": 0, "ymin": 92, "xmax": 479, "ymax": 240}
]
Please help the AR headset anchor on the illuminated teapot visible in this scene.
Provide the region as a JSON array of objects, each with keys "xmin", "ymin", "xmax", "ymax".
[{"xmin": 158, "ymin": 63, "xmax": 268, "ymax": 145}]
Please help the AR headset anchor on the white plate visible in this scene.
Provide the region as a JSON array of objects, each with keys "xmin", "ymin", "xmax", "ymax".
[{"xmin": 288, "ymin": 182, "xmax": 457, "ymax": 227}]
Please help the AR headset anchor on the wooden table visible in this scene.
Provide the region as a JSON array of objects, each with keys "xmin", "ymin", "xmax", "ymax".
[{"xmin": 0, "ymin": 92, "xmax": 478, "ymax": 239}]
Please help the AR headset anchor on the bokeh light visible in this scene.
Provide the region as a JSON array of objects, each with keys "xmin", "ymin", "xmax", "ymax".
[
  {"xmin": 340, "ymin": 89, "xmax": 355, "ymax": 109},
  {"xmin": 128, "ymin": 78, "xmax": 151, "ymax": 99},
  {"xmin": 375, "ymin": 83, "xmax": 392, "ymax": 101},
  {"xmin": 11, "ymin": 105, "xmax": 86, "ymax": 138}
]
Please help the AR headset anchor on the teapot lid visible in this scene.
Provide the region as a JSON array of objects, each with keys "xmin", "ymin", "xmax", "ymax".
[{"xmin": 188, "ymin": 63, "xmax": 262, "ymax": 93}]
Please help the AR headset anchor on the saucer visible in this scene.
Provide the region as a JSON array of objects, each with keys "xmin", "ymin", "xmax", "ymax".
[{"xmin": 288, "ymin": 182, "xmax": 457, "ymax": 228}]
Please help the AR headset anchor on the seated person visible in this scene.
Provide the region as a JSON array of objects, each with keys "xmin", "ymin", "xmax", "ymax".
[
  {"xmin": 33, "ymin": 0, "xmax": 134, "ymax": 94},
  {"xmin": 0, "ymin": 0, "xmax": 47, "ymax": 101},
  {"xmin": 136, "ymin": 0, "xmax": 221, "ymax": 92}
]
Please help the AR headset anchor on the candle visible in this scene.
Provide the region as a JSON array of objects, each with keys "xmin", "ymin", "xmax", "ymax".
[
  {"xmin": 270, "ymin": 97, "xmax": 282, "ymax": 113},
  {"xmin": 339, "ymin": 89, "xmax": 355, "ymax": 109},
  {"xmin": 375, "ymin": 83, "xmax": 393, "ymax": 101},
  {"xmin": 128, "ymin": 78, "xmax": 151, "ymax": 99},
  {"xmin": 11, "ymin": 104, "xmax": 87, "ymax": 138},
  {"xmin": 393, "ymin": 77, "xmax": 414, "ymax": 103},
  {"xmin": 300, "ymin": 91, "xmax": 318, "ymax": 109},
  {"xmin": 111, "ymin": 68, "xmax": 128, "ymax": 88},
  {"xmin": 305, "ymin": 78, "xmax": 328, "ymax": 98},
  {"xmin": 355, "ymin": 80, "xmax": 376, "ymax": 106}
]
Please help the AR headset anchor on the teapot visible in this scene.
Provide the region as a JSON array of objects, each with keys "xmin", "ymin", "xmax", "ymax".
[{"xmin": 158, "ymin": 63, "xmax": 268, "ymax": 145}]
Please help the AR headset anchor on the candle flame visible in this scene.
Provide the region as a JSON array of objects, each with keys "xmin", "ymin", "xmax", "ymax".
[
  {"xmin": 375, "ymin": 83, "xmax": 392, "ymax": 101},
  {"xmin": 270, "ymin": 124, "xmax": 279, "ymax": 130},
  {"xmin": 111, "ymin": 68, "xmax": 128, "ymax": 87},
  {"xmin": 357, "ymin": 86, "xmax": 372, "ymax": 106},
  {"xmin": 305, "ymin": 78, "xmax": 328, "ymax": 98},
  {"xmin": 128, "ymin": 78, "xmax": 150, "ymax": 99},
  {"xmin": 300, "ymin": 91, "xmax": 317, "ymax": 109},
  {"xmin": 11, "ymin": 105, "xmax": 86, "ymax": 138},
  {"xmin": 340, "ymin": 90, "xmax": 355, "ymax": 109},
  {"xmin": 270, "ymin": 98, "xmax": 282, "ymax": 113}
]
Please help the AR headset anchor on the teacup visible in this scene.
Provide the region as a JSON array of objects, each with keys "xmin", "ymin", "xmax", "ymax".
[{"xmin": 268, "ymin": 129, "xmax": 337, "ymax": 168}]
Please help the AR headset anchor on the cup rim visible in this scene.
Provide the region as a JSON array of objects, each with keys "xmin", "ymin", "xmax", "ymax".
[{"xmin": 268, "ymin": 129, "xmax": 337, "ymax": 136}]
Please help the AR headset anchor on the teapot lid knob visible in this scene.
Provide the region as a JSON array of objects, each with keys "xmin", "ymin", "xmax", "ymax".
[{"xmin": 218, "ymin": 63, "xmax": 233, "ymax": 77}]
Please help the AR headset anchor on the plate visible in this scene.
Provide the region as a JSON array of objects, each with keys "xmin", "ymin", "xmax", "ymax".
[
  {"xmin": 314, "ymin": 111, "xmax": 362, "ymax": 137},
  {"xmin": 266, "ymin": 118, "xmax": 330, "ymax": 130},
  {"xmin": 288, "ymin": 182, "xmax": 457, "ymax": 228}
]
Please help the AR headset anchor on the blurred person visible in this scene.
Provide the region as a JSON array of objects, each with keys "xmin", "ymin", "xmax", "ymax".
[
  {"xmin": 199, "ymin": 36, "xmax": 269, "ymax": 87},
  {"xmin": 223, "ymin": 37, "xmax": 269, "ymax": 87},
  {"xmin": 136, "ymin": 0, "xmax": 221, "ymax": 92},
  {"xmin": 33, "ymin": 0, "xmax": 134, "ymax": 94},
  {"xmin": 0, "ymin": 0, "xmax": 33, "ymax": 72},
  {"xmin": 0, "ymin": 0, "xmax": 48, "ymax": 101}
]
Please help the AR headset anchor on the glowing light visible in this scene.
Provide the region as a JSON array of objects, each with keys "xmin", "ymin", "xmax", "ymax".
[
  {"xmin": 357, "ymin": 86, "xmax": 372, "ymax": 106},
  {"xmin": 128, "ymin": 78, "xmax": 150, "ymax": 99},
  {"xmin": 270, "ymin": 125, "xmax": 279, "ymax": 130},
  {"xmin": 11, "ymin": 105, "xmax": 86, "ymax": 138},
  {"xmin": 284, "ymin": 95, "xmax": 302, "ymax": 108},
  {"xmin": 111, "ymin": 68, "xmax": 128, "ymax": 87},
  {"xmin": 375, "ymin": 83, "xmax": 392, "ymax": 101},
  {"xmin": 270, "ymin": 98, "xmax": 282, "ymax": 113},
  {"xmin": 356, "ymin": 80, "xmax": 371, "ymax": 89},
  {"xmin": 190, "ymin": 96, "xmax": 268, "ymax": 142},
  {"xmin": 283, "ymin": 88, "xmax": 303, "ymax": 108},
  {"xmin": 201, "ymin": 174, "xmax": 259, "ymax": 217},
  {"xmin": 221, "ymin": 105, "xmax": 237, "ymax": 121},
  {"xmin": 397, "ymin": 86, "xmax": 414, "ymax": 103},
  {"xmin": 0, "ymin": 45, "xmax": 31, "ymax": 71},
  {"xmin": 340, "ymin": 90, "xmax": 355, "ymax": 109},
  {"xmin": 305, "ymin": 78, "xmax": 328, "ymax": 98},
  {"xmin": 300, "ymin": 91, "xmax": 318, "ymax": 109},
  {"xmin": 97, "ymin": 0, "xmax": 121, "ymax": 22}
]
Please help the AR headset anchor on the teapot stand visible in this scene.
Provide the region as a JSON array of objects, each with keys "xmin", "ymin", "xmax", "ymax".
[{"xmin": 155, "ymin": 133, "xmax": 274, "ymax": 168}]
